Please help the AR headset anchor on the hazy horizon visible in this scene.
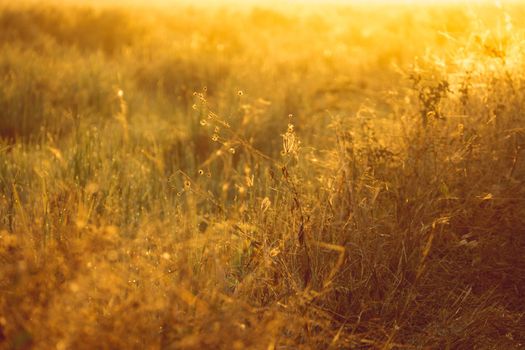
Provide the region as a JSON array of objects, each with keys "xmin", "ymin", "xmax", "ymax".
[{"xmin": 22, "ymin": 0, "xmax": 517, "ymax": 7}]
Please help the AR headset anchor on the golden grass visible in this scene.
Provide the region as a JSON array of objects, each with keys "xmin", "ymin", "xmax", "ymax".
[{"xmin": 0, "ymin": 1, "xmax": 524, "ymax": 349}]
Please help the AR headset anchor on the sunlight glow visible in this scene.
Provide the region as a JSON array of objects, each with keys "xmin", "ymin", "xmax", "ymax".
[{"xmin": 56, "ymin": 0, "xmax": 516, "ymax": 7}]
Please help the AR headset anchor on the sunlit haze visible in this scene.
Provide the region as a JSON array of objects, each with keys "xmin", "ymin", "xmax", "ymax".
[
  {"xmin": 1, "ymin": 0, "xmax": 524, "ymax": 348},
  {"xmin": 54, "ymin": 0, "xmax": 516, "ymax": 7}
]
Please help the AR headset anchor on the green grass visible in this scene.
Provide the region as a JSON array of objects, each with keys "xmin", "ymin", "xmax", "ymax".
[{"xmin": 0, "ymin": 2, "xmax": 524, "ymax": 349}]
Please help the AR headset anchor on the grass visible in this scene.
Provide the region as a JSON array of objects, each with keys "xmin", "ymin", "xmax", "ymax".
[{"xmin": 0, "ymin": 1, "xmax": 524, "ymax": 348}]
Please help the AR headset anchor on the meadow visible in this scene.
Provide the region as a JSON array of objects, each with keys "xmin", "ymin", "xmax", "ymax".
[{"xmin": 0, "ymin": 1, "xmax": 524, "ymax": 348}]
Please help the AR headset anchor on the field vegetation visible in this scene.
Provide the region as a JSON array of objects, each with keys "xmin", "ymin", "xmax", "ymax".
[{"xmin": 0, "ymin": 1, "xmax": 524, "ymax": 348}]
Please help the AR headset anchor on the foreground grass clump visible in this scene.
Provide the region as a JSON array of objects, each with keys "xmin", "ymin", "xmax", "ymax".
[{"xmin": 0, "ymin": 1, "xmax": 524, "ymax": 349}]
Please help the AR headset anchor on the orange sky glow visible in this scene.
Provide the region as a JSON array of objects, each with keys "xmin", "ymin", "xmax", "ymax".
[{"xmin": 52, "ymin": 0, "xmax": 516, "ymax": 6}]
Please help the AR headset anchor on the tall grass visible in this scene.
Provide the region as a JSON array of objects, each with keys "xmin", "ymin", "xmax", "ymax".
[{"xmin": 0, "ymin": 2, "xmax": 524, "ymax": 349}]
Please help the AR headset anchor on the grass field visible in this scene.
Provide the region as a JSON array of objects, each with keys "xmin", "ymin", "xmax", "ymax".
[{"xmin": 0, "ymin": 1, "xmax": 524, "ymax": 348}]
